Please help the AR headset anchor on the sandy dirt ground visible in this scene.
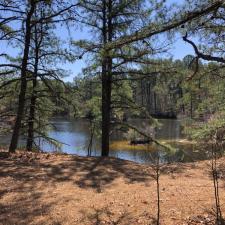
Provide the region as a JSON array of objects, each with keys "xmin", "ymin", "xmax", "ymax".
[{"xmin": 0, "ymin": 150, "xmax": 225, "ymax": 225}]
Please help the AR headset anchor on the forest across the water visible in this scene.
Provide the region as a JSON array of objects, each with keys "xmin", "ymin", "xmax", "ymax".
[{"xmin": 0, "ymin": 0, "xmax": 225, "ymax": 224}]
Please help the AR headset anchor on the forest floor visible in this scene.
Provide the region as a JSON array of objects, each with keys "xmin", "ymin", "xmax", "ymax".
[{"xmin": 0, "ymin": 150, "xmax": 225, "ymax": 225}]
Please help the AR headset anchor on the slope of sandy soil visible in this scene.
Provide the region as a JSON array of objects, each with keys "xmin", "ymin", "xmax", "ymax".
[{"xmin": 0, "ymin": 150, "xmax": 225, "ymax": 225}]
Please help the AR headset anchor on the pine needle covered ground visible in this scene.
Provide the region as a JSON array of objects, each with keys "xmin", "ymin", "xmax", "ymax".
[{"xmin": 0, "ymin": 150, "xmax": 225, "ymax": 225}]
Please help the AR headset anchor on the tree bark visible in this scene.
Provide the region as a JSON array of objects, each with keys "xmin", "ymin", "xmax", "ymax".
[
  {"xmin": 101, "ymin": 63, "xmax": 112, "ymax": 156},
  {"xmin": 9, "ymin": 1, "xmax": 36, "ymax": 153},
  {"xmin": 26, "ymin": 85, "xmax": 37, "ymax": 151},
  {"xmin": 26, "ymin": 23, "xmax": 39, "ymax": 151},
  {"xmin": 101, "ymin": 0, "xmax": 112, "ymax": 157}
]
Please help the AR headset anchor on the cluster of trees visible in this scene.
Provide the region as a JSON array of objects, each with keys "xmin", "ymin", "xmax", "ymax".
[
  {"xmin": 1, "ymin": 0, "xmax": 225, "ymax": 223},
  {"xmin": 0, "ymin": 0, "xmax": 77, "ymax": 151},
  {"xmin": 0, "ymin": 0, "xmax": 225, "ymax": 157}
]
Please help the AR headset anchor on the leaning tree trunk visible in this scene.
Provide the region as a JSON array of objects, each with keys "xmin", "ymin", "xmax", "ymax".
[{"xmin": 9, "ymin": 2, "xmax": 36, "ymax": 153}]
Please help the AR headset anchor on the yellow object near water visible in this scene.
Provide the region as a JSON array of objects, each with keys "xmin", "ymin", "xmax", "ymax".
[
  {"xmin": 110, "ymin": 140, "xmax": 156, "ymax": 151},
  {"xmin": 109, "ymin": 139, "xmax": 196, "ymax": 151}
]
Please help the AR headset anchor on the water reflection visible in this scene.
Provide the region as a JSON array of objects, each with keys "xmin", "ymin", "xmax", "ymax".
[
  {"xmin": 38, "ymin": 118, "xmax": 210, "ymax": 164},
  {"xmin": 0, "ymin": 118, "xmax": 210, "ymax": 164}
]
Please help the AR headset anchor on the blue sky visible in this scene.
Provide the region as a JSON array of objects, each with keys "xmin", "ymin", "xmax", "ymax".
[
  {"xmin": 170, "ymin": 37, "xmax": 194, "ymax": 60},
  {"xmin": 61, "ymin": 32, "xmax": 194, "ymax": 82},
  {"xmin": 61, "ymin": 0, "xmax": 194, "ymax": 82},
  {"xmin": 1, "ymin": 0, "xmax": 194, "ymax": 82},
  {"xmin": 1, "ymin": 32, "xmax": 194, "ymax": 83}
]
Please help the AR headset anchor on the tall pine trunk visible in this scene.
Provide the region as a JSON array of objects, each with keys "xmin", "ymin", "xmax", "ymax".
[
  {"xmin": 26, "ymin": 24, "xmax": 39, "ymax": 151},
  {"xmin": 101, "ymin": 62, "xmax": 112, "ymax": 156},
  {"xmin": 26, "ymin": 83, "xmax": 37, "ymax": 151},
  {"xmin": 101, "ymin": 0, "xmax": 112, "ymax": 157},
  {"xmin": 9, "ymin": 2, "xmax": 36, "ymax": 153}
]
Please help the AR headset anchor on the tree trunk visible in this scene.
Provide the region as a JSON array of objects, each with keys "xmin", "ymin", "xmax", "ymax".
[
  {"xmin": 26, "ymin": 93, "xmax": 37, "ymax": 151},
  {"xmin": 141, "ymin": 80, "xmax": 144, "ymax": 106},
  {"xmin": 26, "ymin": 23, "xmax": 39, "ymax": 151},
  {"xmin": 154, "ymin": 92, "xmax": 157, "ymax": 114},
  {"xmin": 156, "ymin": 154, "xmax": 160, "ymax": 225},
  {"xmin": 101, "ymin": 0, "xmax": 112, "ymax": 157},
  {"xmin": 101, "ymin": 66, "xmax": 112, "ymax": 156},
  {"xmin": 9, "ymin": 2, "xmax": 36, "ymax": 153}
]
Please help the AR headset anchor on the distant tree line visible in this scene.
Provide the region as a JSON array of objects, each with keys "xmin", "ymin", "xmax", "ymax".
[{"xmin": 0, "ymin": 0, "xmax": 224, "ymax": 157}]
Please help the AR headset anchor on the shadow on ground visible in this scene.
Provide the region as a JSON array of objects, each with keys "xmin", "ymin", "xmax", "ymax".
[
  {"xmin": 79, "ymin": 205, "xmax": 158, "ymax": 225},
  {"xmin": 0, "ymin": 152, "xmax": 201, "ymax": 224}
]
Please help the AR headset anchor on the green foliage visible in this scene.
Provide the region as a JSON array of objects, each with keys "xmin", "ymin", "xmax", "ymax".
[{"xmin": 184, "ymin": 112, "xmax": 225, "ymax": 142}]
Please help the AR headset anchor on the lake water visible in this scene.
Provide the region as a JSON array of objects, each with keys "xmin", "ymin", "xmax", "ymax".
[{"xmin": 0, "ymin": 118, "xmax": 210, "ymax": 164}]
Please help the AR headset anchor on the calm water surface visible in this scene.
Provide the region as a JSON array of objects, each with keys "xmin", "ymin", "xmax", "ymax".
[
  {"xmin": 39, "ymin": 118, "xmax": 209, "ymax": 164},
  {"xmin": 0, "ymin": 118, "xmax": 210, "ymax": 164}
]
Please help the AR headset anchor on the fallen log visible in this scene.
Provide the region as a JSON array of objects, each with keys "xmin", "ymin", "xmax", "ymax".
[{"xmin": 130, "ymin": 139, "xmax": 152, "ymax": 145}]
